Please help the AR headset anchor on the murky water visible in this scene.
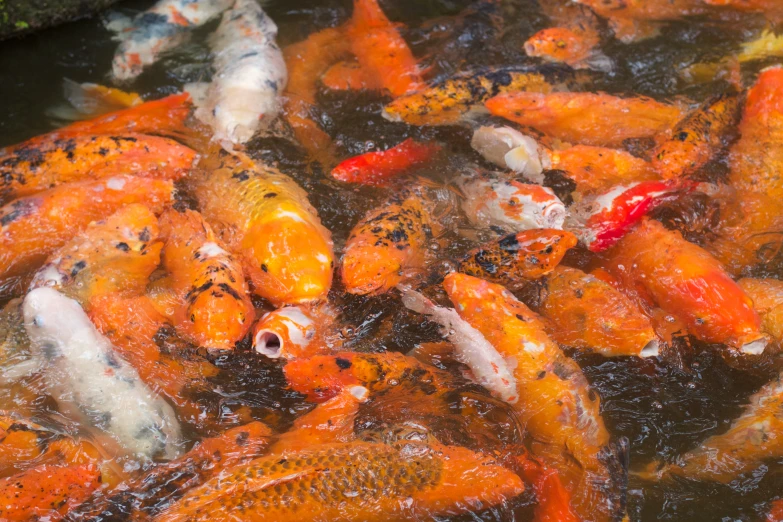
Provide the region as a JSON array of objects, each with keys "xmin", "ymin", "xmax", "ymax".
[{"xmin": 2, "ymin": 0, "xmax": 783, "ymax": 520}]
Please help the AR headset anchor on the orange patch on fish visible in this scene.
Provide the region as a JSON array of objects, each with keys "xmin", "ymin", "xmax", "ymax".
[
  {"xmin": 331, "ymin": 138, "xmax": 440, "ymax": 185},
  {"xmin": 321, "ymin": 59, "xmax": 380, "ymax": 91},
  {"xmin": 252, "ymin": 303, "xmax": 338, "ymax": 359},
  {"xmin": 550, "ymin": 144, "xmax": 658, "ymax": 194}
]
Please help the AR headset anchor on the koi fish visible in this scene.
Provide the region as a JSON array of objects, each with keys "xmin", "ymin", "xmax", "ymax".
[
  {"xmin": 569, "ymin": 179, "xmax": 696, "ymax": 252},
  {"xmin": 540, "ymin": 266, "xmax": 660, "ymax": 357},
  {"xmin": 341, "ymin": 187, "xmax": 433, "ymax": 295},
  {"xmin": 156, "ymin": 439, "xmax": 524, "ymax": 522},
  {"xmin": 458, "ymin": 229, "xmax": 577, "ymax": 288},
  {"xmin": 443, "ymin": 272, "xmax": 623, "ymax": 522},
  {"xmin": 703, "ymin": 0, "xmax": 783, "ymax": 23},
  {"xmin": 642, "ymin": 370, "xmax": 783, "ymax": 483},
  {"xmin": 0, "ymin": 416, "xmax": 51, "ymax": 477},
  {"xmin": 384, "ymin": 68, "xmax": 553, "ymax": 126},
  {"xmin": 399, "ymin": 286, "xmax": 519, "ymax": 403},
  {"xmin": 154, "ymin": 209, "xmax": 254, "ymax": 350},
  {"xmin": 0, "ymin": 176, "xmax": 173, "ymax": 296},
  {"xmin": 331, "ymin": 139, "xmax": 441, "ymax": 186},
  {"xmin": 193, "ymin": 151, "xmax": 333, "ymax": 306},
  {"xmin": 65, "ymin": 422, "xmax": 273, "ymax": 521},
  {"xmin": 651, "ymin": 92, "xmax": 742, "ymax": 179},
  {"xmin": 604, "ymin": 218, "xmax": 767, "ymax": 353},
  {"xmin": 191, "ymin": 0, "xmax": 287, "ymax": 149},
  {"xmin": 347, "ymin": 0, "xmax": 424, "ymax": 98},
  {"xmin": 738, "ymin": 278, "xmax": 783, "ymax": 342},
  {"xmin": 0, "ymin": 133, "xmax": 194, "ymax": 200},
  {"xmin": 30, "ymin": 204, "xmax": 162, "ymax": 308},
  {"xmin": 282, "ymin": 26, "xmax": 350, "ymax": 162},
  {"xmin": 0, "ymin": 464, "xmax": 101, "ymax": 520},
  {"xmin": 549, "ymin": 144, "xmax": 658, "ymax": 195},
  {"xmin": 23, "ymin": 287, "xmax": 183, "ymax": 459},
  {"xmin": 485, "ymin": 91, "xmax": 683, "ymax": 147},
  {"xmin": 252, "ymin": 303, "xmax": 339, "ymax": 359},
  {"xmin": 321, "ymin": 59, "xmax": 379, "ymax": 91},
  {"xmin": 459, "ymin": 177, "xmax": 567, "ymax": 234},
  {"xmin": 111, "ymin": 0, "xmax": 234, "ymax": 81},
  {"xmin": 49, "ymin": 79, "xmax": 143, "ymax": 122},
  {"xmin": 769, "ymin": 499, "xmax": 783, "ymax": 522},
  {"xmin": 470, "ymin": 126, "xmax": 552, "ymax": 184},
  {"xmin": 0, "ymin": 299, "xmax": 38, "ymax": 384}
]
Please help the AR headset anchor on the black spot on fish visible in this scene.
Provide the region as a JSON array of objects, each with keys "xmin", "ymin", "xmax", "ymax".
[
  {"xmin": 116, "ymin": 242, "xmax": 130, "ymax": 252},
  {"xmin": 70, "ymin": 260, "xmax": 87, "ymax": 277},
  {"xmin": 474, "ymin": 251, "xmax": 498, "ymax": 275},
  {"xmin": 264, "ymin": 192, "xmax": 277, "ymax": 198},
  {"xmin": 98, "ymin": 147, "xmax": 110, "ymax": 157},
  {"xmin": 239, "ymin": 51, "xmax": 260, "ymax": 60},
  {"xmin": 41, "ymin": 341, "xmax": 60, "ymax": 359},
  {"xmin": 232, "ymin": 170, "xmax": 250, "ymax": 182},
  {"xmin": 139, "ymin": 227, "xmax": 151, "ymax": 242},
  {"xmin": 236, "ymin": 431, "xmax": 249, "ymax": 446},
  {"xmin": 104, "ymin": 350, "xmax": 122, "ymax": 369},
  {"xmin": 261, "ymin": 264, "xmax": 268, "ymax": 272},
  {"xmin": 335, "ymin": 357, "xmax": 352, "ymax": 370},
  {"xmin": 537, "ymin": 371, "xmax": 546, "ymax": 379},
  {"xmin": 185, "ymin": 281, "xmax": 214, "ymax": 304},
  {"xmin": 0, "ymin": 199, "xmax": 39, "ymax": 226},
  {"xmin": 498, "ymin": 234, "xmax": 520, "ymax": 253}
]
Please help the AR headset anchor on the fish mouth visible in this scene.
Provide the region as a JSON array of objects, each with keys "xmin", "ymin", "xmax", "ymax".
[
  {"xmin": 740, "ymin": 336, "xmax": 767, "ymax": 355},
  {"xmin": 640, "ymin": 339, "xmax": 660, "ymax": 358},
  {"xmin": 254, "ymin": 330, "xmax": 283, "ymax": 358}
]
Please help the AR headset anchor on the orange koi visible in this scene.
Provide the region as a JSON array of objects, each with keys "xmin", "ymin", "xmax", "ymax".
[
  {"xmin": 549, "ymin": 144, "xmax": 658, "ymax": 195},
  {"xmin": 604, "ymin": 218, "xmax": 766, "ymax": 353},
  {"xmin": 738, "ymin": 278, "xmax": 783, "ymax": 342},
  {"xmin": 651, "ymin": 92, "xmax": 742, "ymax": 179},
  {"xmin": 505, "ymin": 449, "xmax": 581, "ymax": 522},
  {"xmin": 283, "ymin": 27, "xmax": 350, "ymax": 162},
  {"xmin": 331, "ymin": 138, "xmax": 441, "ymax": 185},
  {"xmin": 458, "ymin": 229, "xmax": 577, "ymax": 289},
  {"xmin": 384, "ymin": 68, "xmax": 553, "ymax": 126},
  {"xmin": 443, "ymin": 272, "xmax": 622, "ymax": 522},
  {"xmin": 321, "ymin": 59, "xmax": 380, "ymax": 91},
  {"xmin": 341, "ymin": 187, "xmax": 433, "ymax": 295},
  {"xmin": 0, "ymin": 416, "xmax": 48, "ymax": 477},
  {"xmin": 0, "ymin": 133, "xmax": 195, "ymax": 200},
  {"xmin": 66, "ymin": 422, "xmax": 273, "ymax": 521},
  {"xmin": 769, "ymin": 499, "xmax": 783, "ymax": 522},
  {"xmin": 154, "ymin": 209, "xmax": 254, "ymax": 349},
  {"xmin": 30, "ymin": 204, "xmax": 162, "ymax": 308},
  {"xmin": 50, "ymin": 80, "xmax": 143, "ymax": 122},
  {"xmin": 0, "ymin": 176, "xmax": 173, "ymax": 297},
  {"xmin": 485, "ymin": 91, "xmax": 683, "ymax": 147},
  {"xmin": 252, "ymin": 303, "xmax": 339, "ymax": 359},
  {"xmin": 0, "ymin": 464, "xmax": 101, "ymax": 521},
  {"xmin": 540, "ymin": 266, "xmax": 660, "ymax": 357},
  {"xmin": 347, "ymin": 0, "xmax": 425, "ymax": 98},
  {"xmin": 193, "ymin": 151, "xmax": 334, "ymax": 306},
  {"xmin": 157, "ymin": 439, "xmax": 523, "ymax": 522}
]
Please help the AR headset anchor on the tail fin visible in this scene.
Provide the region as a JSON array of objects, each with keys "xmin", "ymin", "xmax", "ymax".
[{"xmin": 48, "ymin": 79, "xmax": 142, "ymax": 122}]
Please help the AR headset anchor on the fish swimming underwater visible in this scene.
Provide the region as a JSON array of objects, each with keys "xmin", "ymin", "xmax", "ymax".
[
  {"xmin": 549, "ymin": 144, "xmax": 658, "ymax": 195},
  {"xmin": 23, "ymin": 287, "xmax": 183, "ymax": 459},
  {"xmin": 153, "ymin": 209, "xmax": 254, "ymax": 349},
  {"xmin": 192, "ymin": 150, "xmax": 333, "ymax": 306},
  {"xmin": 470, "ymin": 126, "xmax": 552, "ymax": 184},
  {"xmin": 191, "ymin": 0, "xmax": 287, "ymax": 149},
  {"xmin": 331, "ymin": 139, "xmax": 440, "ymax": 186},
  {"xmin": 738, "ymin": 278, "xmax": 783, "ymax": 342},
  {"xmin": 111, "ymin": 0, "xmax": 234, "ymax": 81}
]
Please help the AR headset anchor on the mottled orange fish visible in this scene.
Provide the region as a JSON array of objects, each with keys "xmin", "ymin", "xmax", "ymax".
[
  {"xmin": 0, "ymin": 464, "xmax": 101, "ymax": 521},
  {"xmin": 193, "ymin": 151, "xmax": 334, "ymax": 306},
  {"xmin": 321, "ymin": 59, "xmax": 380, "ymax": 91},
  {"xmin": 486, "ymin": 91, "xmax": 683, "ymax": 147},
  {"xmin": 458, "ymin": 229, "xmax": 577, "ymax": 289},
  {"xmin": 66, "ymin": 422, "xmax": 273, "ymax": 521},
  {"xmin": 0, "ymin": 133, "xmax": 195, "ymax": 200},
  {"xmin": 651, "ymin": 92, "xmax": 742, "ymax": 179},
  {"xmin": 738, "ymin": 278, "xmax": 783, "ymax": 342},
  {"xmin": 347, "ymin": 0, "xmax": 425, "ymax": 98},
  {"xmin": 549, "ymin": 144, "xmax": 658, "ymax": 195},
  {"xmin": 0, "ymin": 176, "xmax": 173, "ymax": 297},
  {"xmin": 252, "ymin": 303, "xmax": 339, "ymax": 359},
  {"xmin": 769, "ymin": 499, "xmax": 783, "ymax": 522},
  {"xmin": 0, "ymin": 416, "xmax": 53, "ymax": 477},
  {"xmin": 443, "ymin": 273, "xmax": 623, "ymax": 522},
  {"xmin": 153, "ymin": 209, "xmax": 254, "ymax": 349},
  {"xmin": 30, "ymin": 204, "xmax": 162, "ymax": 308},
  {"xmin": 157, "ymin": 439, "xmax": 523, "ymax": 522},
  {"xmin": 540, "ymin": 266, "xmax": 659, "ymax": 357},
  {"xmin": 384, "ymin": 69, "xmax": 553, "ymax": 126},
  {"xmin": 605, "ymin": 218, "xmax": 766, "ymax": 353},
  {"xmin": 341, "ymin": 187, "xmax": 433, "ymax": 295},
  {"xmin": 283, "ymin": 27, "xmax": 350, "ymax": 162}
]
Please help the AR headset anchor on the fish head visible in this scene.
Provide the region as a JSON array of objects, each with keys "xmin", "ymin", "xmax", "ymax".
[
  {"xmin": 253, "ymin": 306, "xmax": 315, "ymax": 359},
  {"xmin": 23, "ymin": 287, "xmax": 91, "ymax": 353}
]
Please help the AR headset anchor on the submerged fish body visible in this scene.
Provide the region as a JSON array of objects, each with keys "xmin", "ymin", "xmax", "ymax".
[
  {"xmin": 31, "ymin": 204, "xmax": 163, "ymax": 308},
  {"xmin": 460, "ymin": 177, "xmax": 567, "ymax": 234},
  {"xmin": 341, "ymin": 187, "xmax": 433, "ymax": 295},
  {"xmin": 330, "ymin": 139, "xmax": 440, "ymax": 186},
  {"xmin": 157, "ymin": 209, "xmax": 254, "ymax": 349},
  {"xmin": 0, "ymin": 133, "xmax": 195, "ymax": 200},
  {"xmin": 443, "ymin": 273, "xmax": 622, "ymax": 522},
  {"xmin": 0, "ymin": 176, "xmax": 173, "ymax": 296},
  {"xmin": 540, "ymin": 266, "xmax": 659, "ymax": 357},
  {"xmin": 157, "ymin": 440, "xmax": 524, "ymax": 522},
  {"xmin": 738, "ymin": 278, "xmax": 783, "ymax": 342},
  {"xmin": 549, "ymin": 144, "xmax": 657, "ymax": 195},
  {"xmin": 605, "ymin": 218, "xmax": 766, "ymax": 353},
  {"xmin": 193, "ymin": 0, "xmax": 287, "ymax": 149},
  {"xmin": 470, "ymin": 126, "xmax": 552, "ymax": 184},
  {"xmin": 485, "ymin": 91, "xmax": 683, "ymax": 147},
  {"xmin": 384, "ymin": 68, "xmax": 553, "ymax": 126},
  {"xmin": 458, "ymin": 228, "xmax": 577, "ymax": 288},
  {"xmin": 111, "ymin": 0, "xmax": 234, "ymax": 81},
  {"xmin": 193, "ymin": 151, "xmax": 333, "ymax": 306},
  {"xmin": 23, "ymin": 287, "xmax": 182, "ymax": 459}
]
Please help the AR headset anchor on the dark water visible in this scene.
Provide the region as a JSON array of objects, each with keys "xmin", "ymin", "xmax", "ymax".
[{"xmin": 2, "ymin": 0, "xmax": 783, "ymax": 520}]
